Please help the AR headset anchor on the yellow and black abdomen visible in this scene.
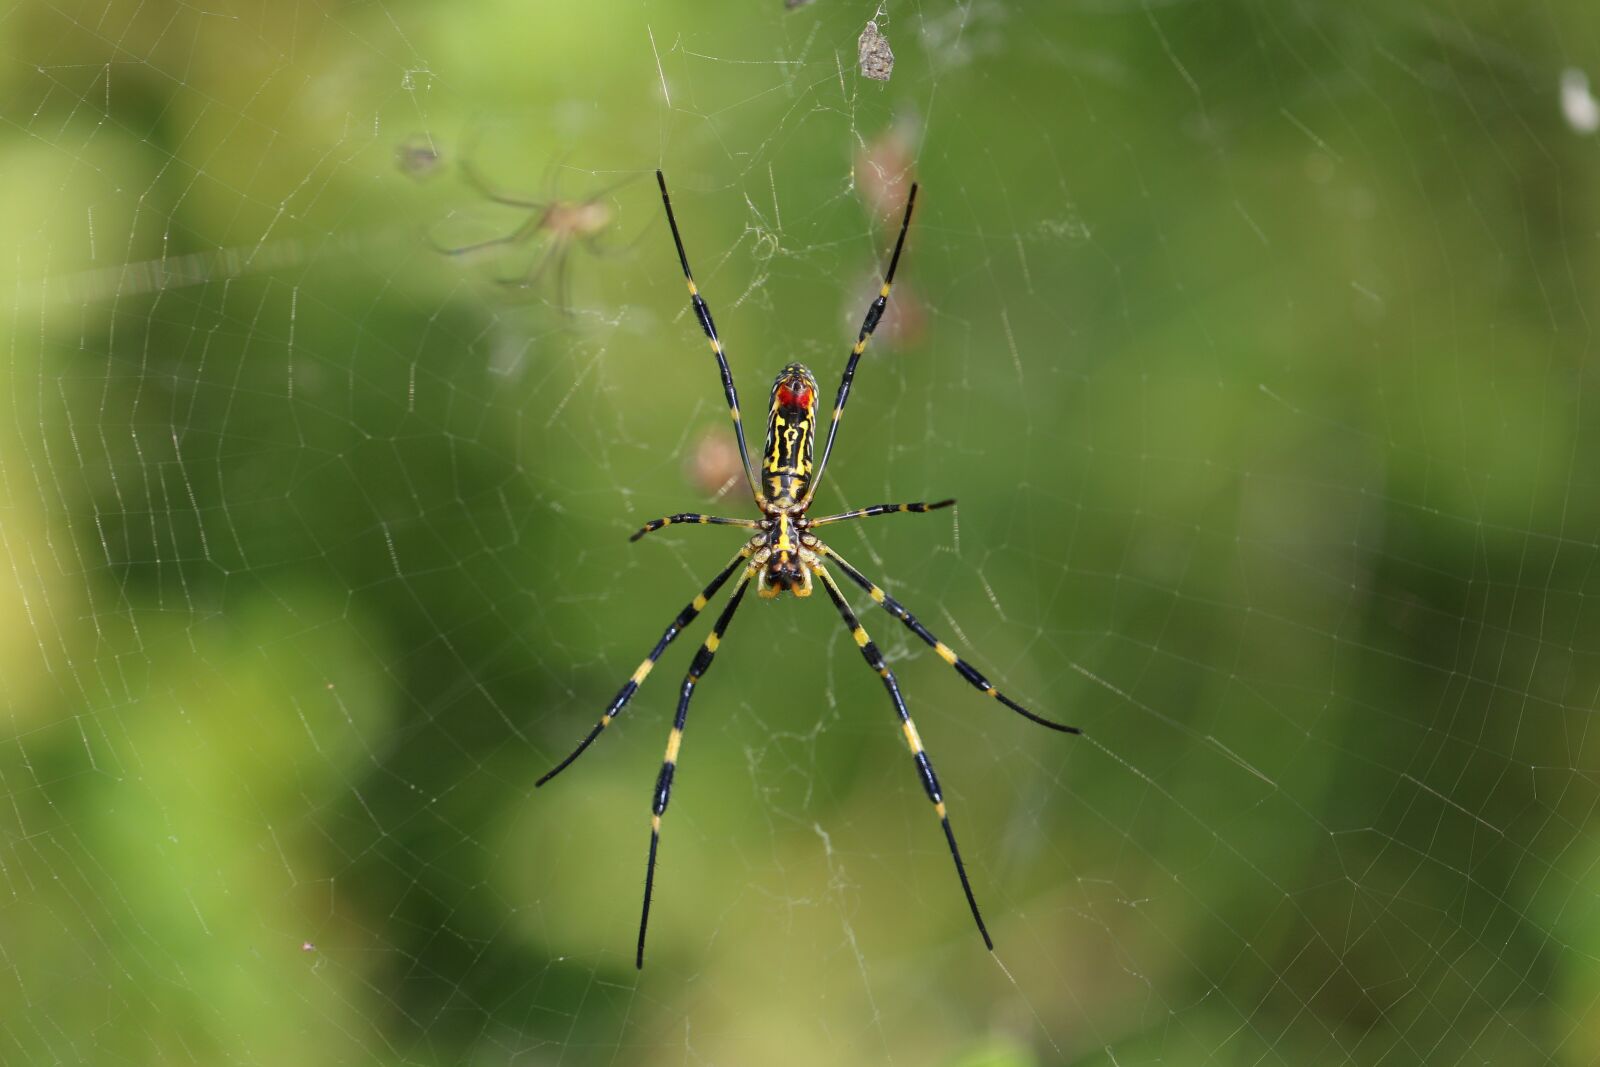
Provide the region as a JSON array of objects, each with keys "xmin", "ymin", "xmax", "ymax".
[{"xmin": 762, "ymin": 363, "xmax": 820, "ymax": 507}]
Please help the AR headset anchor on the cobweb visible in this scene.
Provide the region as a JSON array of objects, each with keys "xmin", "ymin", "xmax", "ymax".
[{"xmin": 4, "ymin": 2, "xmax": 1600, "ymax": 1064}]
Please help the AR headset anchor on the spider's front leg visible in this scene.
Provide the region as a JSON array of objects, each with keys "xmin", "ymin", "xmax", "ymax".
[{"xmin": 655, "ymin": 171, "xmax": 762, "ymax": 504}]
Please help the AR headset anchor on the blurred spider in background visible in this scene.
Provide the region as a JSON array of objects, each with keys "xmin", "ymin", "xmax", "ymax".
[{"xmin": 432, "ymin": 151, "xmax": 637, "ymax": 308}]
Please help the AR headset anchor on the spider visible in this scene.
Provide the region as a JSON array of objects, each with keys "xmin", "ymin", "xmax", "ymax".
[
  {"xmin": 537, "ymin": 171, "xmax": 1081, "ymax": 968},
  {"xmin": 432, "ymin": 155, "xmax": 631, "ymax": 305}
]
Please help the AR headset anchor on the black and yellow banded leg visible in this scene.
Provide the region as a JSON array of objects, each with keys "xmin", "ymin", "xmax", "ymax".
[
  {"xmin": 803, "ymin": 183, "xmax": 918, "ymax": 506},
  {"xmin": 807, "ymin": 498, "xmax": 955, "ymax": 529},
  {"xmin": 629, "ymin": 513, "xmax": 761, "ymax": 543},
  {"xmin": 536, "ymin": 547, "xmax": 754, "ymax": 788},
  {"xmin": 817, "ymin": 543, "xmax": 1080, "ymax": 735},
  {"xmin": 808, "ymin": 558, "xmax": 993, "ymax": 950},
  {"xmin": 637, "ymin": 562, "xmax": 758, "ymax": 968},
  {"xmin": 655, "ymin": 171, "xmax": 762, "ymax": 504}
]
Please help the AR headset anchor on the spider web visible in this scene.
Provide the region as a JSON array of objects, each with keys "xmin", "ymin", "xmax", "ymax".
[{"xmin": 4, "ymin": 1, "xmax": 1600, "ymax": 1063}]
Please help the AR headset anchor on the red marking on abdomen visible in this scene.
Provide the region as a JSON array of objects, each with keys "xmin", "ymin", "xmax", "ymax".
[{"xmin": 776, "ymin": 383, "xmax": 813, "ymax": 409}]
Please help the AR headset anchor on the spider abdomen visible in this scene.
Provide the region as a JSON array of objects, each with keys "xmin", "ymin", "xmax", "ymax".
[{"xmin": 762, "ymin": 363, "xmax": 820, "ymax": 507}]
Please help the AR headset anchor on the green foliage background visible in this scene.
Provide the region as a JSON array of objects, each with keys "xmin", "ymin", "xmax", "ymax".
[{"xmin": 3, "ymin": 2, "xmax": 1599, "ymax": 1064}]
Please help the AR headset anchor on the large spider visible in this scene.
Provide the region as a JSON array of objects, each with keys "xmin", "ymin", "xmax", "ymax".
[{"xmin": 537, "ymin": 171, "xmax": 1081, "ymax": 968}]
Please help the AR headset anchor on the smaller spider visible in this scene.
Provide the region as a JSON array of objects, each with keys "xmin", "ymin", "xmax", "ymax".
[
  {"xmin": 433, "ymin": 155, "xmax": 630, "ymax": 306},
  {"xmin": 537, "ymin": 172, "xmax": 1081, "ymax": 968}
]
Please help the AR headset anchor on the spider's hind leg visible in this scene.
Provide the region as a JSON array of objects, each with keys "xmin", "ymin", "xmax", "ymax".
[
  {"xmin": 636, "ymin": 560, "xmax": 759, "ymax": 968},
  {"xmin": 535, "ymin": 545, "xmax": 753, "ymax": 788},
  {"xmin": 806, "ymin": 556, "xmax": 993, "ymax": 950},
  {"xmin": 813, "ymin": 542, "xmax": 1080, "ymax": 735}
]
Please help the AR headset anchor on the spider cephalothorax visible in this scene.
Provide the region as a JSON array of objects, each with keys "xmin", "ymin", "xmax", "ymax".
[
  {"xmin": 752, "ymin": 526, "xmax": 813, "ymax": 598},
  {"xmin": 537, "ymin": 171, "xmax": 1082, "ymax": 969}
]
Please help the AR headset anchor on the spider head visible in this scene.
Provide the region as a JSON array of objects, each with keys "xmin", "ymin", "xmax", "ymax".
[{"xmin": 759, "ymin": 555, "xmax": 812, "ymax": 598}]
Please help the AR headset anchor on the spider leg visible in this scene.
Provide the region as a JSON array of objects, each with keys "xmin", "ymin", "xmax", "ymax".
[
  {"xmin": 807, "ymin": 498, "xmax": 954, "ymax": 529},
  {"xmin": 552, "ymin": 244, "xmax": 573, "ymax": 313},
  {"xmin": 807, "ymin": 557, "xmax": 992, "ymax": 950},
  {"xmin": 535, "ymin": 546, "xmax": 753, "ymax": 788},
  {"xmin": 655, "ymin": 171, "xmax": 762, "ymax": 504},
  {"xmin": 494, "ymin": 237, "xmax": 563, "ymax": 290},
  {"xmin": 814, "ymin": 543, "xmax": 1080, "ymax": 734},
  {"xmin": 582, "ymin": 214, "xmax": 655, "ymax": 260},
  {"xmin": 458, "ymin": 154, "xmax": 548, "ymax": 209},
  {"xmin": 802, "ymin": 183, "xmax": 918, "ymax": 507},
  {"xmin": 630, "ymin": 514, "xmax": 761, "ymax": 543},
  {"xmin": 637, "ymin": 560, "xmax": 758, "ymax": 968},
  {"xmin": 432, "ymin": 213, "xmax": 546, "ymax": 258}
]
